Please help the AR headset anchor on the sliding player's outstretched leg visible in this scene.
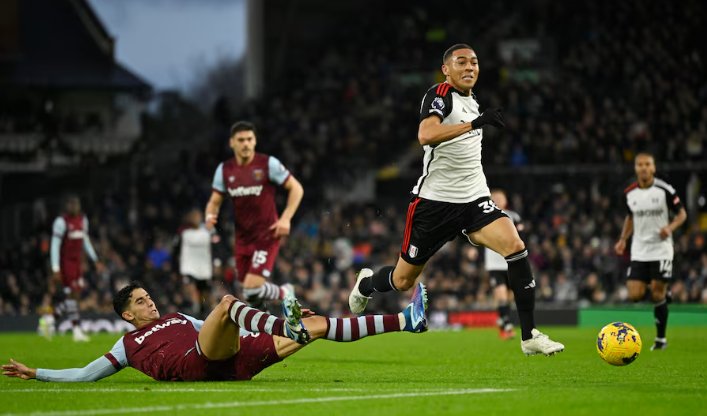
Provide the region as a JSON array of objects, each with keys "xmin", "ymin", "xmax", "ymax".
[{"xmin": 278, "ymin": 282, "xmax": 429, "ymax": 358}]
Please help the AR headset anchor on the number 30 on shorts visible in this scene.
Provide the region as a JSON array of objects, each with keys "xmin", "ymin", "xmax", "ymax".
[
  {"xmin": 252, "ymin": 250, "xmax": 268, "ymax": 267},
  {"xmin": 478, "ymin": 200, "xmax": 500, "ymax": 213}
]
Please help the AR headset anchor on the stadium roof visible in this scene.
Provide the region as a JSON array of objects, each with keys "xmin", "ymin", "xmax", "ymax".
[{"xmin": 0, "ymin": 0, "xmax": 150, "ymax": 92}]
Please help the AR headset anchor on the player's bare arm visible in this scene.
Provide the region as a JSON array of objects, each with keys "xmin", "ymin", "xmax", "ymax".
[
  {"xmin": 204, "ymin": 191, "xmax": 224, "ymax": 230},
  {"xmin": 270, "ymin": 176, "xmax": 303, "ymax": 238},
  {"xmin": 614, "ymin": 215, "xmax": 634, "ymax": 255},
  {"xmin": 418, "ymin": 109, "xmax": 505, "ymax": 146},
  {"xmin": 660, "ymin": 207, "xmax": 687, "ymax": 239},
  {"xmin": 417, "ymin": 115, "xmax": 475, "ymax": 146}
]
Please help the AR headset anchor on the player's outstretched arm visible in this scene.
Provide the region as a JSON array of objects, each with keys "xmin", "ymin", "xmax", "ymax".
[{"xmin": 3, "ymin": 355, "xmax": 121, "ymax": 382}]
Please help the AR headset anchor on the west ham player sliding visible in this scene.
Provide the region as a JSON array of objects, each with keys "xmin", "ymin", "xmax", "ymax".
[
  {"xmin": 50, "ymin": 195, "xmax": 104, "ymax": 342},
  {"xmin": 614, "ymin": 152, "xmax": 687, "ymax": 350},
  {"xmin": 2, "ymin": 281, "xmax": 428, "ymax": 382},
  {"xmin": 205, "ymin": 121, "xmax": 303, "ymax": 308}
]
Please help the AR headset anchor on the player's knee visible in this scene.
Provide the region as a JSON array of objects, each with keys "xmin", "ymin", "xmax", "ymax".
[
  {"xmin": 628, "ymin": 291, "xmax": 643, "ymax": 302},
  {"xmin": 220, "ymin": 295, "xmax": 236, "ymax": 310},
  {"xmin": 651, "ymin": 292, "xmax": 666, "ymax": 303},
  {"xmin": 506, "ymin": 239, "xmax": 526, "ymax": 256}
]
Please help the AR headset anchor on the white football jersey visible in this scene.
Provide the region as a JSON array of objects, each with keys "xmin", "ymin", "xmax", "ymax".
[
  {"xmin": 485, "ymin": 209, "xmax": 522, "ymax": 271},
  {"xmin": 412, "ymin": 82, "xmax": 490, "ymax": 203},
  {"xmin": 179, "ymin": 225, "xmax": 212, "ymax": 280},
  {"xmin": 624, "ymin": 178, "xmax": 683, "ymax": 261}
]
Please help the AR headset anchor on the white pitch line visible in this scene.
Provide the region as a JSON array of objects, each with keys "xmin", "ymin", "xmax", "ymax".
[
  {"xmin": 6, "ymin": 388, "xmax": 513, "ymax": 416},
  {"xmin": 3, "ymin": 387, "xmax": 362, "ymax": 393}
]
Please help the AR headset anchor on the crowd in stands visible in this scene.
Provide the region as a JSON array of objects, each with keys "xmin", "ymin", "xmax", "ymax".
[
  {"xmin": 1, "ymin": 170, "xmax": 705, "ymax": 317},
  {"xmin": 1, "ymin": 0, "xmax": 706, "ymax": 317}
]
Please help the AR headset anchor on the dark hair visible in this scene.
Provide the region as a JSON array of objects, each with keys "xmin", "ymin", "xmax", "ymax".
[
  {"xmin": 230, "ymin": 121, "xmax": 256, "ymax": 137},
  {"xmin": 113, "ymin": 281, "xmax": 144, "ymax": 319},
  {"xmin": 443, "ymin": 43, "xmax": 474, "ymax": 63}
]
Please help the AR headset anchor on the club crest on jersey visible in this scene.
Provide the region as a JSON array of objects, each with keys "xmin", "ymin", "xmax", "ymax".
[
  {"xmin": 228, "ymin": 176, "xmax": 235, "ymax": 183},
  {"xmin": 432, "ymin": 97, "xmax": 445, "ymax": 111},
  {"xmin": 252, "ymin": 169, "xmax": 264, "ymax": 181},
  {"xmin": 409, "ymin": 245, "xmax": 418, "ymax": 258}
]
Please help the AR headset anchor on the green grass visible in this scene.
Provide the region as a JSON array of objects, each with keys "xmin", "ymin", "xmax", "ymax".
[{"xmin": 1, "ymin": 326, "xmax": 706, "ymax": 416}]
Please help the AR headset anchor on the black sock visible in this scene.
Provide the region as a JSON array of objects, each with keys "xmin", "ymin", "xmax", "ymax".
[
  {"xmin": 359, "ymin": 266, "xmax": 396, "ymax": 296},
  {"xmin": 654, "ymin": 299, "xmax": 668, "ymax": 339},
  {"xmin": 498, "ymin": 303, "xmax": 511, "ymax": 329},
  {"xmin": 506, "ymin": 249, "xmax": 536, "ymax": 340}
]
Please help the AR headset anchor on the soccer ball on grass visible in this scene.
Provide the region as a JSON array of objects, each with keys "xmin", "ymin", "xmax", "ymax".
[{"xmin": 596, "ymin": 322, "xmax": 642, "ymax": 366}]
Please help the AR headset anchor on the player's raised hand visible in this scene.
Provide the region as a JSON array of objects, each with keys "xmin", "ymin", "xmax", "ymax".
[
  {"xmin": 269, "ymin": 218, "xmax": 291, "ymax": 239},
  {"xmin": 2, "ymin": 359, "xmax": 36, "ymax": 380},
  {"xmin": 614, "ymin": 239, "xmax": 626, "ymax": 255},
  {"xmin": 471, "ymin": 108, "xmax": 505, "ymax": 129}
]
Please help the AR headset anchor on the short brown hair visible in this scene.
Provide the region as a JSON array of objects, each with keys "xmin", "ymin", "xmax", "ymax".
[{"xmin": 230, "ymin": 121, "xmax": 256, "ymax": 137}]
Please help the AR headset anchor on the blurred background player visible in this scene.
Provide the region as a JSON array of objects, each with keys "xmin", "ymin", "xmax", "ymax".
[
  {"xmin": 205, "ymin": 121, "xmax": 304, "ymax": 308},
  {"xmin": 614, "ymin": 153, "xmax": 687, "ymax": 351},
  {"xmin": 50, "ymin": 195, "xmax": 103, "ymax": 342},
  {"xmin": 484, "ymin": 189, "xmax": 524, "ymax": 340},
  {"xmin": 177, "ymin": 209, "xmax": 214, "ymax": 317}
]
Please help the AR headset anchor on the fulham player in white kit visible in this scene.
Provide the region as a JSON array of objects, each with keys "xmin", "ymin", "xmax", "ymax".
[
  {"xmin": 615, "ymin": 153, "xmax": 686, "ymax": 350},
  {"xmin": 349, "ymin": 44, "xmax": 563, "ymax": 356}
]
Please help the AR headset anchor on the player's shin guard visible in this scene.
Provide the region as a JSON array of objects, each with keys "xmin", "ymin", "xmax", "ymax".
[
  {"xmin": 654, "ymin": 298, "xmax": 668, "ymax": 339},
  {"xmin": 228, "ymin": 300, "xmax": 287, "ymax": 337},
  {"xmin": 324, "ymin": 315, "xmax": 401, "ymax": 342},
  {"xmin": 505, "ymin": 250, "xmax": 536, "ymax": 341},
  {"xmin": 358, "ymin": 266, "xmax": 396, "ymax": 296}
]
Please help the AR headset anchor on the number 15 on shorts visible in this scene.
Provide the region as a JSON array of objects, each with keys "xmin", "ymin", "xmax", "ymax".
[{"xmin": 252, "ymin": 250, "xmax": 268, "ymax": 267}]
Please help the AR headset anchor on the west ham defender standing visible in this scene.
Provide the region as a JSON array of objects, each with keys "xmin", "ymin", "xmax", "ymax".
[
  {"xmin": 485, "ymin": 189, "xmax": 523, "ymax": 340},
  {"xmin": 614, "ymin": 153, "xmax": 687, "ymax": 350},
  {"xmin": 205, "ymin": 121, "xmax": 303, "ymax": 308},
  {"xmin": 50, "ymin": 196, "xmax": 103, "ymax": 342},
  {"xmin": 348, "ymin": 43, "xmax": 564, "ymax": 355}
]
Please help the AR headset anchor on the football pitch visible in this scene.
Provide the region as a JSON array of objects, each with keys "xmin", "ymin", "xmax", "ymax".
[{"xmin": 1, "ymin": 327, "xmax": 706, "ymax": 416}]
